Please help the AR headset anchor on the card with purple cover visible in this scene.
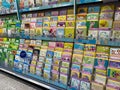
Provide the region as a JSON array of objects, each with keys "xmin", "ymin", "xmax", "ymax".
[
  {"xmin": 59, "ymin": 9, "xmax": 67, "ymax": 15},
  {"xmin": 109, "ymin": 61, "xmax": 120, "ymax": 68},
  {"xmin": 62, "ymin": 53, "xmax": 71, "ymax": 62},
  {"xmin": 49, "ymin": 1, "xmax": 57, "ymax": 5},
  {"xmin": 51, "ymin": 11, "xmax": 59, "ymax": 16},
  {"xmin": 56, "ymin": 42, "xmax": 64, "ymax": 48},
  {"xmin": 32, "ymin": 13, "xmax": 38, "ymax": 17},
  {"xmin": 58, "ymin": 22, "xmax": 65, "ymax": 27},
  {"xmin": 71, "ymin": 69, "xmax": 80, "ymax": 78}
]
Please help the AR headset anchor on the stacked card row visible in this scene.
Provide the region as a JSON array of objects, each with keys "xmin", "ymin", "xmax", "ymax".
[
  {"xmin": 70, "ymin": 43, "xmax": 120, "ymax": 90},
  {"xmin": 0, "ymin": 38, "xmax": 20, "ymax": 67},
  {"xmin": 71, "ymin": 43, "xmax": 96, "ymax": 81},
  {"xmin": 76, "ymin": 4, "xmax": 120, "ymax": 41},
  {"xmin": 13, "ymin": 39, "xmax": 74, "ymax": 85},
  {"xmin": 0, "ymin": 16, "xmax": 21, "ymax": 37},
  {"xmin": 21, "ymin": 13, "xmax": 75, "ymax": 39}
]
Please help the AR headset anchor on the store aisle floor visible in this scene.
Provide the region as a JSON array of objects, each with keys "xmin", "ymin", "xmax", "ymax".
[{"xmin": 0, "ymin": 72, "xmax": 44, "ymax": 90}]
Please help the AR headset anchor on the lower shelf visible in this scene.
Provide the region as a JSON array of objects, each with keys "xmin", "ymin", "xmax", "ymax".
[{"xmin": 0, "ymin": 68, "xmax": 59, "ymax": 90}]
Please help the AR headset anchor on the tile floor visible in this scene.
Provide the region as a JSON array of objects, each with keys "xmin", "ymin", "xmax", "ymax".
[{"xmin": 0, "ymin": 72, "xmax": 44, "ymax": 90}]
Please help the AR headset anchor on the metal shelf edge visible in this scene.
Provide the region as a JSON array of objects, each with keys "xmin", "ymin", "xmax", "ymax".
[{"xmin": 0, "ymin": 68, "xmax": 57, "ymax": 90}]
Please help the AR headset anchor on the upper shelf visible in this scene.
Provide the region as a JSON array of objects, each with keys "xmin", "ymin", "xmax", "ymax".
[
  {"xmin": 0, "ymin": 10, "xmax": 17, "ymax": 15},
  {"xmin": 19, "ymin": 2, "xmax": 74, "ymax": 13},
  {"xmin": 77, "ymin": 0, "xmax": 102, "ymax": 5}
]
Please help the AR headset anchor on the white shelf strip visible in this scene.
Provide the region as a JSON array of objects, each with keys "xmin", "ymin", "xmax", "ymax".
[{"xmin": 0, "ymin": 68, "xmax": 57, "ymax": 90}]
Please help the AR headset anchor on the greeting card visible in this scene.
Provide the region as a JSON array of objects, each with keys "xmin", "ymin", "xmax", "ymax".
[
  {"xmin": 61, "ymin": 61, "xmax": 70, "ymax": 68},
  {"xmin": 88, "ymin": 29, "xmax": 98, "ymax": 40},
  {"xmin": 65, "ymin": 27, "xmax": 74, "ymax": 39},
  {"xmin": 98, "ymin": 30, "xmax": 111, "ymax": 40},
  {"xmin": 60, "ymin": 67, "xmax": 68, "ymax": 74},
  {"xmin": 62, "ymin": 52, "xmax": 71, "ymax": 62},
  {"xmin": 67, "ymin": 8, "xmax": 74, "ymax": 15},
  {"xmin": 43, "ymin": 70, "xmax": 51, "ymax": 79},
  {"xmin": 71, "ymin": 69, "xmax": 80, "ymax": 78},
  {"xmin": 87, "ymin": 13, "xmax": 99, "ymax": 21},
  {"xmin": 56, "ymin": 27, "xmax": 64, "ymax": 38},
  {"xmin": 59, "ymin": 9, "xmax": 67, "ymax": 15},
  {"xmin": 76, "ymin": 27, "xmax": 87, "ymax": 39},
  {"xmin": 107, "ymin": 67, "xmax": 120, "ymax": 80},
  {"xmin": 76, "ymin": 20, "xmax": 86, "ymax": 28},
  {"xmin": 84, "ymin": 44, "xmax": 96, "ymax": 52},
  {"xmin": 42, "ymin": 27, "xmax": 50, "ymax": 37},
  {"xmin": 82, "ymin": 65, "xmax": 93, "ymax": 74},
  {"xmin": 96, "ymin": 46, "xmax": 109, "ymax": 59},
  {"xmin": 80, "ymin": 80, "xmax": 90, "ymax": 90},
  {"xmin": 52, "ymin": 71, "xmax": 59, "ymax": 81},
  {"xmin": 115, "ymin": 11, "xmax": 120, "ymax": 21},
  {"xmin": 83, "ymin": 56, "xmax": 95, "ymax": 66},
  {"xmin": 45, "ymin": 58, "xmax": 53, "ymax": 65},
  {"xmin": 36, "ymin": 67, "xmax": 42, "ymax": 76},
  {"xmin": 67, "ymin": 15, "xmax": 75, "ymax": 21},
  {"xmin": 95, "ymin": 74, "xmax": 107, "ymax": 85},
  {"xmin": 109, "ymin": 61, "xmax": 120, "ymax": 69},
  {"xmin": 51, "ymin": 16, "xmax": 58, "ymax": 21},
  {"xmin": 43, "ymin": 22, "xmax": 50, "ymax": 27},
  {"xmin": 100, "ymin": 12, "xmax": 114, "ymax": 20},
  {"xmin": 94, "ymin": 58, "xmax": 109, "ymax": 70},
  {"xmin": 60, "ymin": 73, "xmax": 68, "ymax": 85},
  {"xmin": 95, "ymin": 68, "xmax": 107, "ymax": 75},
  {"xmin": 36, "ymin": 22, "xmax": 43, "ymax": 27},
  {"xmin": 52, "ymin": 65, "xmax": 59, "ymax": 72},
  {"xmin": 106, "ymin": 85, "xmax": 120, "ymax": 90},
  {"xmin": 66, "ymin": 21, "xmax": 75, "ymax": 27},
  {"xmin": 88, "ymin": 6, "xmax": 100, "ymax": 13},
  {"xmin": 77, "ymin": 7, "xmax": 87, "ymax": 14},
  {"xmin": 112, "ymin": 30, "xmax": 120, "ymax": 39},
  {"xmin": 71, "ymin": 77, "xmax": 80, "ymax": 90},
  {"xmin": 51, "ymin": 11, "xmax": 59, "ymax": 16},
  {"xmin": 107, "ymin": 79, "xmax": 120, "ymax": 87},
  {"xmin": 36, "ymin": 28, "xmax": 42, "ymax": 36},
  {"xmin": 81, "ymin": 73, "xmax": 92, "ymax": 81},
  {"xmin": 110, "ymin": 48, "xmax": 120, "ymax": 60},
  {"xmin": 77, "ymin": 14, "xmax": 87, "ymax": 21},
  {"xmin": 43, "ymin": 17, "xmax": 50, "ymax": 22},
  {"xmin": 86, "ymin": 21, "xmax": 99, "ymax": 29},
  {"xmin": 99, "ymin": 19, "xmax": 113, "ymax": 28},
  {"xmin": 58, "ymin": 16, "xmax": 66, "ymax": 21},
  {"xmin": 92, "ymin": 82, "xmax": 105, "ymax": 90},
  {"xmin": 54, "ymin": 51, "xmax": 62, "ymax": 59},
  {"xmin": 72, "ymin": 64, "xmax": 81, "ymax": 71},
  {"xmin": 101, "ymin": 5, "xmax": 114, "ymax": 12},
  {"xmin": 50, "ymin": 22, "xmax": 57, "ymax": 27},
  {"xmin": 72, "ymin": 54, "xmax": 83, "ymax": 65}
]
